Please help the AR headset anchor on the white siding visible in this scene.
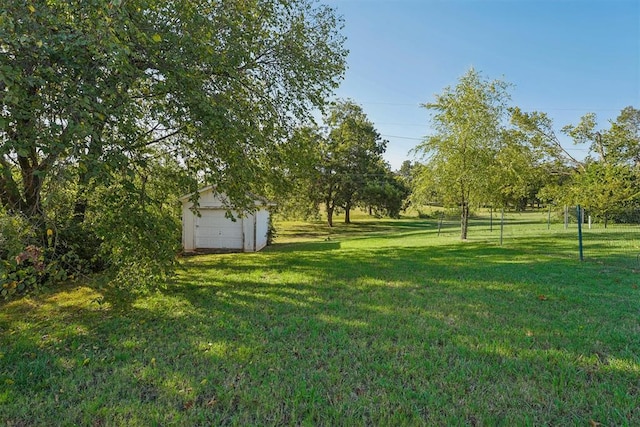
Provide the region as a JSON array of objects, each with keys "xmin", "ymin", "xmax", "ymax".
[
  {"xmin": 243, "ymin": 214, "xmax": 255, "ymax": 252},
  {"xmin": 182, "ymin": 205, "xmax": 196, "ymax": 251},
  {"xmin": 255, "ymin": 209, "xmax": 270, "ymax": 251}
]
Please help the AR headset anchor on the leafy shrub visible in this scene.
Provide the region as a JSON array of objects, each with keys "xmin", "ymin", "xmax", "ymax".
[
  {"xmin": 0, "ymin": 245, "xmax": 68, "ymax": 299},
  {"xmin": 0, "ymin": 212, "xmax": 84, "ymax": 299},
  {"xmin": 267, "ymin": 214, "xmax": 277, "ymax": 246},
  {"xmin": 0, "ymin": 213, "xmax": 36, "ymax": 260},
  {"xmin": 416, "ymin": 209, "xmax": 444, "ymax": 219},
  {"xmin": 54, "ymin": 222, "xmax": 105, "ymax": 273},
  {"xmin": 92, "ymin": 185, "xmax": 181, "ymax": 292}
]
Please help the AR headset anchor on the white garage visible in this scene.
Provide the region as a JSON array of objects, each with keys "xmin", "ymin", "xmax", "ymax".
[{"xmin": 180, "ymin": 186, "xmax": 274, "ymax": 253}]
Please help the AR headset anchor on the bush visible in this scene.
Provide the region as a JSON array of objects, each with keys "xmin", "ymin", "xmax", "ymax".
[
  {"xmin": 92, "ymin": 186, "xmax": 181, "ymax": 292},
  {"xmin": 0, "ymin": 212, "xmax": 83, "ymax": 299},
  {"xmin": 1, "ymin": 245, "xmax": 68, "ymax": 299},
  {"xmin": 416, "ymin": 209, "xmax": 445, "ymax": 219},
  {"xmin": 54, "ymin": 222, "xmax": 105, "ymax": 273},
  {"xmin": 0, "ymin": 213, "xmax": 36, "ymax": 260}
]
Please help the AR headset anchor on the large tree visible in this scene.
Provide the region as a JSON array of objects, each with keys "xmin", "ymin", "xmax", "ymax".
[
  {"xmin": 0, "ymin": 0, "xmax": 347, "ymax": 286},
  {"xmin": 413, "ymin": 69, "xmax": 510, "ymax": 240},
  {"xmin": 282, "ymin": 100, "xmax": 394, "ymax": 226},
  {"xmin": 607, "ymin": 106, "xmax": 640, "ymax": 166},
  {"xmin": 563, "ymin": 106, "xmax": 640, "ymax": 167},
  {"xmin": 564, "ymin": 108, "xmax": 640, "ymax": 225},
  {"xmin": 316, "ymin": 100, "xmax": 388, "ymax": 226}
]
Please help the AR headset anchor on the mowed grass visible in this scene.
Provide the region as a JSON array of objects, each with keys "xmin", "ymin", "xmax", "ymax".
[{"xmin": 1, "ymin": 212, "xmax": 639, "ymax": 425}]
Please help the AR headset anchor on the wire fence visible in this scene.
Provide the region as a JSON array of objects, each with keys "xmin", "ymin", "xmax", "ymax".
[{"xmin": 432, "ymin": 206, "xmax": 640, "ymax": 271}]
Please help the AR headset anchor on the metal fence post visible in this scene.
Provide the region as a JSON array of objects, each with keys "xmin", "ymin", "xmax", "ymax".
[
  {"xmin": 500, "ymin": 208, "xmax": 504, "ymax": 246},
  {"xmin": 577, "ymin": 205, "xmax": 584, "ymax": 261}
]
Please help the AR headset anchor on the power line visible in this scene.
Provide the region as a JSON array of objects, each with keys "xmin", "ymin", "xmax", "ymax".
[
  {"xmin": 380, "ymin": 135, "xmax": 595, "ymax": 152},
  {"xmin": 356, "ymin": 101, "xmax": 630, "ymax": 113},
  {"xmin": 375, "ymin": 122, "xmax": 429, "ymax": 127},
  {"xmin": 357, "ymin": 101, "xmax": 422, "ymax": 106},
  {"xmin": 516, "ymin": 107, "xmax": 627, "ymax": 112},
  {"xmin": 381, "ymin": 134, "xmax": 423, "ymax": 141}
]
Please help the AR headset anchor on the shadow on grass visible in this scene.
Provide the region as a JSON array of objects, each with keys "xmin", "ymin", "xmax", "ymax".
[
  {"xmin": 263, "ymin": 240, "xmax": 341, "ymax": 253},
  {"xmin": 1, "ymin": 221, "xmax": 639, "ymax": 425},
  {"xmin": 277, "ymin": 218, "xmax": 435, "ymax": 240}
]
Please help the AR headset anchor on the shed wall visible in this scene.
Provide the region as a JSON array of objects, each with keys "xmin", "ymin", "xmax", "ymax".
[
  {"xmin": 255, "ymin": 209, "xmax": 270, "ymax": 251},
  {"xmin": 181, "ymin": 188, "xmax": 271, "ymax": 253}
]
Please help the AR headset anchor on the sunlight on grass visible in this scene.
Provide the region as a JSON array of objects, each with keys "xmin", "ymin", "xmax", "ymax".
[
  {"xmin": 2, "ymin": 213, "xmax": 639, "ymax": 425},
  {"xmin": 132, "ymin": 294, "xmax": 195, "ymax": 318},
  {"xmin": 237, "ymin": 289, "xmax": 313, "ymax": 308},
  {"xmin": 195, "ymin": 340, "xmax": 230, "ymax": 357},
  {"xmin": 606, "ymin": 357, "xmax": 640, "ymax": 374}
]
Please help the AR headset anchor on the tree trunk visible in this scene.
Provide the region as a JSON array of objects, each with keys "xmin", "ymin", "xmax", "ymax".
[
  {"xmin": 73, "ymin": 181, "xmax": 89, "ymax": 223},
  {"xmin": 0, "ymin": 162, "xmax": 27, "ymax": 213},
  {"xmin": 460, "ymin": 201, "xmax": 469, "ymax": 240},
  {"xmin": 326, "ymin": 201, "xmax": 334, "ymax": 227},
  {"xmin": 344, "ymin": 203, "xmax": 351, "ymax": 224},
  {"xmin": 17, "ymin": 156, "xmax": 46, "ymax": 228},
  {"xmin": 73, "ymin": 134, "xmax": 105, "ymax": 223}
]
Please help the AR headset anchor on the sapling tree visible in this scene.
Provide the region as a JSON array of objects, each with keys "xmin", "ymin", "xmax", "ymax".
[{"xmin": 414, "ymin": 69, "xmax": 510, "ymax": 239}]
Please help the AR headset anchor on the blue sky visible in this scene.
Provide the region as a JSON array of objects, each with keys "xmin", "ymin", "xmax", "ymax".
[{"xmin": 325, "ymin": 0, "xmax": 640, "ymax": 169}]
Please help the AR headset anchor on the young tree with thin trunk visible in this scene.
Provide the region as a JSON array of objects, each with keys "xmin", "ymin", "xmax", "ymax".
[{"xmin": 413, "ymin": 69, "xmax": 510, "ymax": 240}]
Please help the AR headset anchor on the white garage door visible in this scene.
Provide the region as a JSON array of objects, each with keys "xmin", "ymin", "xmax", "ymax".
[{"xmin": 195, "ymin": 210, "xmax": 243, "ymax": 249}]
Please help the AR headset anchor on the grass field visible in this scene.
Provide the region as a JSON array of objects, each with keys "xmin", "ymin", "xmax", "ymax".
[{"xmin": 1, "ymin": 212, "xmax": 639, "ymax": 425}]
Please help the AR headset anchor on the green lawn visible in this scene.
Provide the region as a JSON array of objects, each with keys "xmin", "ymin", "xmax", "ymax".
[{"xmin": 1, "ymin": 213, "xmax": 639, "ymax": 425}]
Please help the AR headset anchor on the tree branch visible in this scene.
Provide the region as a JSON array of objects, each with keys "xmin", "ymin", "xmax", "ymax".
[{"xmin": 128, "ymin": 126, "xmax": 185, "ymax": 150}]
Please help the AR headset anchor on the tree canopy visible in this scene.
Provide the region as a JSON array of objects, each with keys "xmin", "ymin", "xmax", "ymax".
[
  {"xmin": 513, "ymin": 106, "xmax": 640, "ymax": 224},
  {"xmin": 281, "ymin": 100, "xmax": 404, "ymax": 226},
  {"xmin": 413, "ymin": 69, "xmax": 510, "ymax": 239},
  {"xmin": 410, "ymin": 69, "xmax": 640, "ymax": 239},
  {"xmin": 0, "ymin": 0, "xmax": 347, "ymax": 290},
  {"xmin": 319, "ymin": 100, "xmax": 388, "ymax": 226}
]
